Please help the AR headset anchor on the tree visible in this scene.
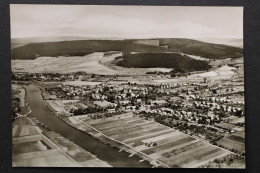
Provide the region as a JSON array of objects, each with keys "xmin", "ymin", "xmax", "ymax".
[
  {"xmin": 91, "ymin": 74, "xmax": 96, "ymax": 78},
  {"xmin": 131, "ymin": 97, "xmax": 137, "ymax": 106},
  {"xmin": 126, "ymin": 92, "xmax": 131, "ymax": 97},
  {"xmin": 170, "ymin": 73, "xmax": 176, "ymax": 78}
]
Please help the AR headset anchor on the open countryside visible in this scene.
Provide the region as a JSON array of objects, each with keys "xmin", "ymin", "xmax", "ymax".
[
  {"xmin": 12, "ymin": 38, "xmax": 245, "ymax": 168},
  {"xmin": 73, "ymin": 113, "xmax": 231, "ymax": 168},
  {"xmin": 11, "ymin": 5, "xmax": 244, "ymax": 168}
]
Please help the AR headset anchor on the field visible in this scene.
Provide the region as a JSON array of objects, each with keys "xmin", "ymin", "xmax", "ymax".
[
  {"xmin": 77, "ymin": 113, "xmax": 231, "ymax": 168},
  {"xmin": 229, "ymin": 117, "xmax": 245, "ymax": 124},
  {"xmin": 12, "ymin": 49, "xmax": 241, "ymax": 80},
  {"xmin": 94, "ymin": 100, "xmax": 113, "ymax": 107},
  {"xmin": 215, "ymin": 122, "xmax": 238, "ymax": 130},
  {"xmin": 12, "ymin": 52, "xmax": 176, "ymax": 76},
  {"xmin": 11, "ymin": 38, "xmax": 243, "ymax": 76},
  {"xmin": 216, "ymin": 131, "xmax": 245, "ymax": 153},
  {"xmin": 226, "ymin": 159, "xmax": 245, "ymax": 168},
  {"xmin": 63, "ymin": 81, "xmax": 102, "ymax": 86},
  {"xmin": 46, "ymin": 100, "xmax": 66, "ymax": 112},
  {"xmin": 191, "ymin": 65, "xmax": 236, "ymax": 79},
  {"xmin": 12, "ymin": 52, "xmax": 117, "ymax": 75},
  {"xmin": 13, "ymin": 116, "xmax": 111, "ymax": 167},
  {"xmin": 73, "ymin": 103, "xmax": 88, "ymax": 109},
  {"xmin": 46, "ymin": 100, "xmax": 82, "ymax": 113},
  {"xmin": 216, "ymin": 139, "xmax": 245, "ymax": 153},
  {"xmin": 13, "ymin": 140, "xmax": 51, "ymax": 155},
  {"xmin": 12, "ymin": 117, "xmax": 79, "ymax": 167},
  {"xmin": 43, "ymin": 131, "xmax": 111, "ymax": 167}
]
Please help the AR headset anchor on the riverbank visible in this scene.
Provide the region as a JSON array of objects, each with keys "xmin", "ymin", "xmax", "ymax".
[
  {"xmin": 12, "ymin": 83, "xmax": 31, "ymax": 120},
  {"xmin": 21, "ymin": 84, "xmax": 153, "ymax": 167},
  {"xmin": 13, "ymin": 116, "xmax": 80, "ymax": 167},
  {"xmin": 40, "ymin": 125, "xmax": 111, "ymax": 167},
  {"xmin": 13, "ymin": 116, "xmax": 111, "ymax": 167},
  {"xmin": 38, "ymin": 83, "xmax": 164, "ymax": 167},
  {"xmin": 60, "ymin": 111, "xmax": 237, "ymax": 168},
  {"xmin": 13, "ymin": 83, "xmax": 111, "ymax": 167},
  {"xmin": 12, "ymin": 84, "xmax": 26, "ymax": 107},
  {"xmin": 61, "ymin": 116, "xmax": 167, "ymax": 168}
]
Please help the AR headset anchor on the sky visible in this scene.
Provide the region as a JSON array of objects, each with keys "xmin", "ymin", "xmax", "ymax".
[{"xmin": 10, "ymin": 5, "xmax": 243, "ymax": 39}]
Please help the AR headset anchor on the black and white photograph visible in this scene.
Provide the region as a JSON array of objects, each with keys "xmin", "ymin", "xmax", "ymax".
[{"xmin": 11, "ymin": 5, "xmax": 245, "ymax": 168}]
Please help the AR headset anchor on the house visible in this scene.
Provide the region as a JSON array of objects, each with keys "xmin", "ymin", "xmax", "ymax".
[
  {"xmin": 161, "ymin": 107, "xmax": 174, "ymax": 114},
  {"xmin": 107, "ymin": 109, "xmax": 116, "ymax": 113},
  {"xmin": 137, "ymin": 99, "xmax": 142, "ymax": 104}
]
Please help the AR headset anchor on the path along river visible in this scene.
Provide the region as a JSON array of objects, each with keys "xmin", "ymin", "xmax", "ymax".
[{"xmin": 24, "ymin": 84, "xmax": 152, "ymax": 167}]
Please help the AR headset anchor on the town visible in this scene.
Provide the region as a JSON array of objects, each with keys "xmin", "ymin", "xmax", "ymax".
[
  {"xmin": 10, "ymin": 5, "xmax": 245, "ymax": 168},
  {"xmin": 12, "ymin": 62, "xmax": 245, "ymax": 168}
]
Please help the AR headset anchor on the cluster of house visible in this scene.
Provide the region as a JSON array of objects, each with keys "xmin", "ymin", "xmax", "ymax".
[
  {"xmin": 12, "ymin": 72, "xmax": 78, "ymax": 81},
  {"xmin": 13, "ymin": 69, "xmax": 241, "ymax": 134},
  {"xmin": 44, "ymin": 79, "xmax": 244, "ymax": 132}
]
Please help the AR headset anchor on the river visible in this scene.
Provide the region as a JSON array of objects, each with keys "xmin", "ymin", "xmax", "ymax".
[{"xmin": 24, "ymin": 84, "xmax": 152, "ymax": 167}]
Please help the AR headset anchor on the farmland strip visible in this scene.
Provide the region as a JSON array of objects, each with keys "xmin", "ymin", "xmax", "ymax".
[
  {"xmin": 217, "ymin": 138, "xmax": 245, "ymax": 152},
  {"xmin": 163, "ymin": 145, "xmax": 213, "ymax": 167},
  {"xmin": 226, "ymin": 135, "xmax": 245, "ymax": 144},
  {"xmin": 123, "ymin": 129, "xmax": 173, "ymax": 144},
  {"xmin": 100, "ymin": 119, "xmax": 148, "ymax": 133},
  {"xmin": 105, "ymin": 121, "xmax": 160, "ymax": 137},
  {"xmin": 141, "ymin": 131, "xmax": 183, "ymax": 144},
  {"xmin": 115, "ymin": 126, "xmax": 168, "ymax": 141},
  {"xmin": 142, "ymin": 137, "xmax": 195, "ymax": 155},
  {"xmin": 86, "ymin": 115, "xmax": 139, "ymax": 125}
]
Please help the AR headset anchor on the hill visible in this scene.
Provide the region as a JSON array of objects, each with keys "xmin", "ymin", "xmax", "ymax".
[
  {"xmin": 116, "ymin": 53, "xmax": 211, "ymax": 72},
  {"xmin": 11, "ymin": 38, "xmax": 243, "ymax": 60},
  {"xmin": 11, "ymin": 36, "xmax": 125, "ymax": 49},
  {"xmin": 195, "ymin": 38, "xmax": 243, "ymax": 48},
  {"xmin": 11, "ymin": 40, "xmax": 165, "ymax": 59},
  {"xmin": 157, "ymin": 38, "xmax": 243, "ymax": 59}
]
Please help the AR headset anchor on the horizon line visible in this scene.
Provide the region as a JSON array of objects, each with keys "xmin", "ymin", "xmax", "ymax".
[{"xmin": 11, "ymin": 36, "xmax": 243, "ymax": 40}]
